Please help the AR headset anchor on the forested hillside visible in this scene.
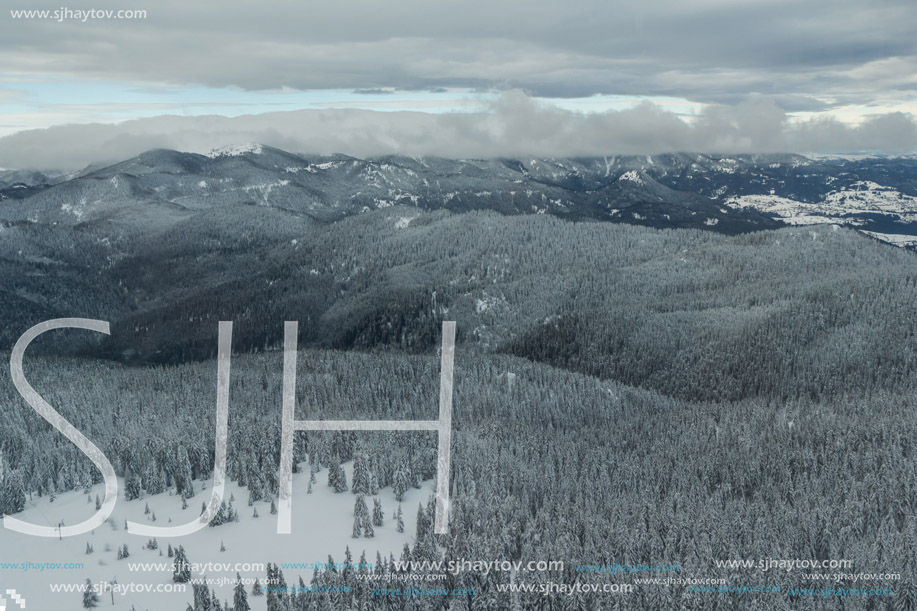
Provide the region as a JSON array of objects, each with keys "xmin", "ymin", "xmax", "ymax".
[
  {"xmin": 2, "ymin": 193, "xmax": 917, "ymax": 609},
  {"xmin": 1, "ymin": 348, "xmax": 914, "ymax": 609}
]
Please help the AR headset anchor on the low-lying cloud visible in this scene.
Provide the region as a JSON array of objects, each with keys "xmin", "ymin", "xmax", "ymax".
[{"xmin": 2, "ymin": 92, "xmax": 915, "ymax": 171}]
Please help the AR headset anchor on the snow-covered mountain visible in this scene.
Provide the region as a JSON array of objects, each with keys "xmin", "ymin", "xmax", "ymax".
[
  {"xmin": 0, "ymin": 146, "xmax": 782, "ymax": 234},
  {"xmin": 3, "ymin": 146, "xmax": 916, "ymax": 246}
]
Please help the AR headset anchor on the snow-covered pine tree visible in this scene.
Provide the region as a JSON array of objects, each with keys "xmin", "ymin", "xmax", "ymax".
[
  {"xmin": 233, "ymin": 573, "xmax": 250, "ymax": 611},
  {"xmin": 82, "ymin": 578, "xmax": 99, "ymax": 608},
  {"xmin": 351, "ymin": 514, "xmax": 362, "ymax": 539},
  {"xmin": 173, "ymin": 546, "xmax": 191, "ymax": 583},
  {"xmin": 393, "ymin": 465, "xmax": 409, "ymax": 502},
  {"xmin": 175, "ymin": 447, "xmax": 194, "ymax": 499},
  {"xmin": 328, "ymin": 452, "xmax": 342, "ymax": 491},
  {"xmin": 335, "ymin": 465, "xmax": 348, "ymax": 493},
  {"xmin": 351, "ymin": 453, "xmax": 370, "ymax": 495},
  {"xmin": 125, "ymin": 472, "xmax": 143, "ymax": 501}
]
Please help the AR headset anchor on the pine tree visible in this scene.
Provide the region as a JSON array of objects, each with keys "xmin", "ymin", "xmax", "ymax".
[
  {"xmin": 351, "ymin": 453, "xmax": 370, "ymax": 495},
  {"xmin": 354, "ymin": 495, "xmax": 368, "ymax": 521},
  {"xmin": 192, "ymin": 583, "xmax": 211, "ymax": 611},
  {"xmin": 369, "ymin": 473, "xmax": 379, "ymax": 496},
  {"xmin": 336, "ymin": 465, "xmax": 348, "ymax": 492},
  {"xmin": 352, "ymin": 514, "xmax": 362, "ymax": 538},
  {"xmin": 396, "ymin": 504, "xmax": 405, "ymax": 533},
  {"xmin": 252, "ymin": 578, "xmax": 263, "ymax": 596},
  {"xmin": 328, "ymin": 454, "xmax": 340, "ymax": 490},
  {"xmin": 393, "ymin": 466, "xmax": 409, "ymax": 502},
  {"xmin": 175, "ymin": 446, "xmax": 194, "ymax": 499},
  {"xmin": 125, "ymin": 472, "xmax": 143, "ymax": 501},
  {"xmin": 233, "ymin": 573, "xmax": 250, "ymax": 611},
  {"xmin": 82, "ymin": 578, "xmax": 99, "ymax": 608},
  {"xmin": 0, "ymin": 470, "xmax": 25, "ymax": 514},
  {"xmin": 372, "ymin": 498, "xmax": 384, "ymax": 527},
  {"xmin": 144, "ymin": 466, "xmax": 166, "ymax": 496},
  {"xmin": 173, "ymin": 546, "xmax": 191, "ymax": 583}
]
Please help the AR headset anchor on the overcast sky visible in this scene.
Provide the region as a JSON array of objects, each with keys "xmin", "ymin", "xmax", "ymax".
[{"xmin": 1, "ymin": 0, "xmax": 915, "ymax": 167}]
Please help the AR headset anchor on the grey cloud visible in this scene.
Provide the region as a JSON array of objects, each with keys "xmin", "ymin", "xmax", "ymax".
[
  {"xmin": 1, "ymin": 92, "xmax": 913, "ymax": 171},
  {"xmin": 786, "ymin": 112, "xmax": 917, "ymax": 153},
  {"xmin": 1, "ymin": 0, "xmax": 915, "ymax": 107}
]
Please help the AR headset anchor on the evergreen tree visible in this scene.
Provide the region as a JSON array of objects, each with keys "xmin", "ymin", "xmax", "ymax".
[
  {"xmin": 233, "ymin": 573, "xmax": 250, "ymax": 611},
  {"xmin": 335, "ymin": 465, "xmax": 348, "ymax": 493},
  {"xmin": 393, "ymin": 466, "xmax": 409, "ymax": 503},
  {"xmin": 352, "ymin": 514, "xmax": 362, "ymax": 539},
  {"xmin": 125, "ymin": 472, "xmax": 143, "ymax": 501},
  {"xmin": 0, "ymin": 470, "xmax": 25, "ymax": 514},
  {"xmin": 191, "ymin": 583, "xmax": 211, "ymax": 611},
  {"xmin": 82, "ymin": 578, "xmax": 99, "ymax": 608},
  {"xmin": 173, "ymin": 546, "xmax": 191, "ymax": 583},
  {"xmin": 327, "ymin": 454, "xmax": 340, "ymax": 490},
  {"xmin": 175, "ymin": 446, "xmax": 195, "ymax": 499},
  {"xmin": 351, "ymin": 453, "xmax": 370, "ymax": 495}
]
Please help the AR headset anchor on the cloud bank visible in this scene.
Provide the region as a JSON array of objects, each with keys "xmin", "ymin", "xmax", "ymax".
[
  {"xmin": 3, "ymin": 0, "xmax": 915, "ymax": 112},
  {"xmin": 2, "ymin": 92, "xmax": 915, "ymax": 171}
]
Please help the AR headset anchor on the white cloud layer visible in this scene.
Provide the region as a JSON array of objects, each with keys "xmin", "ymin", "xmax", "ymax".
[{"xmin": 2, "ymin": 92, "xmax": 915, "ymax": 171}]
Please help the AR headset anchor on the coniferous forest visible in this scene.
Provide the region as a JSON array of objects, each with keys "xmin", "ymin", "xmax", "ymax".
[{"xmin": 1, "ymin": 201, "xmax": 917, "ymax": 610}]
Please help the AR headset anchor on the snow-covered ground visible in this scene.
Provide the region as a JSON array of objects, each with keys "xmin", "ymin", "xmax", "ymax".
[
  {"xmin": 0, "ymin": 462, "xmax": 430, "ymax": 610},
  {"xmin": 860, "ymin": 231, "xmax": 917, "ymax": 248},
  {"xmin": 724, "ymin": 181, "xmax": 917, "ymax": 246}
]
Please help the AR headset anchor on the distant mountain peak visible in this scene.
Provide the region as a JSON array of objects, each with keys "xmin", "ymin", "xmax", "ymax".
[
  {"xmin": 617, "ymin": 169, "xmax": 646, "ymax": 185},
  {"xmin": 205, "ymin": 143, "xmax": 264, "ymax": 158}
]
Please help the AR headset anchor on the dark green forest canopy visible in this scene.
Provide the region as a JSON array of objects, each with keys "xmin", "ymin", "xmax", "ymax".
[
  {"xmin": 1, "ymin": 211, "xmax": 917, "ymax": 609},
  {"xmin": 3, "ymin": 208, "xmax": 916, "ymax": 403}
]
